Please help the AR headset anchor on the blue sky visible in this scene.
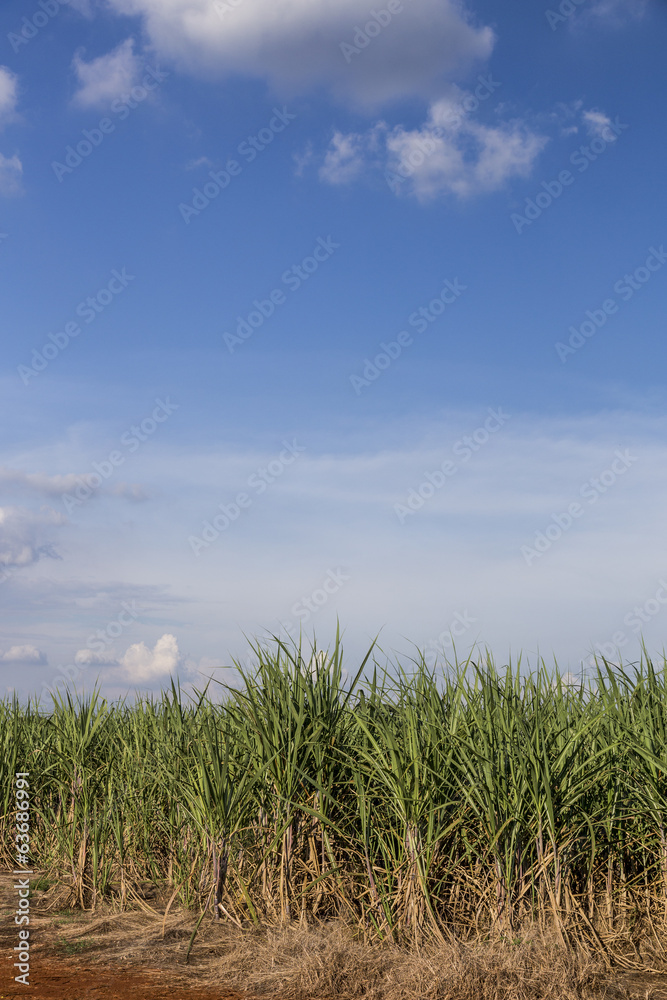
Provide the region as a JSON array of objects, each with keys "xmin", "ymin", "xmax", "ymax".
[{"xmin": 1, "ymin": 0, "xmax": 666, "ymax": 699}]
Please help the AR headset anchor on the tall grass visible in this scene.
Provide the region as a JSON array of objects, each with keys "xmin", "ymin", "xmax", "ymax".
[{"xmin": 3, "ymin": 635, "xmax": 667, "ymax": 964}]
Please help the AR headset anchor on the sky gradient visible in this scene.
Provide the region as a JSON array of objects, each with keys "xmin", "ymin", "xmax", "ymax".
[{"xmin": 1, "ymin": 0, "xmax": 666, "ymax": 700}]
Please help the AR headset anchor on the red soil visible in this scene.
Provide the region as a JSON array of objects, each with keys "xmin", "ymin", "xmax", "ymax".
[{"xmin": 0, "ymin": 951, "xmax": 242, "ymax": 999}]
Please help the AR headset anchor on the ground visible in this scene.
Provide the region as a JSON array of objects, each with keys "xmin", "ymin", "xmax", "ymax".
[
  {"xmin": 3, "ymin": 870, "xmax": 667, "ymax": 1000},
  {"xmin": 0, "ymin": 871, "xmax": 243, "ymax": 1000}
]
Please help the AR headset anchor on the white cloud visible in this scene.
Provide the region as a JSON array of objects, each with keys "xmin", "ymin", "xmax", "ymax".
[
  {"xmin": 105, "ymin": 0, "xmax": 493, "ymax": 108},
  {"xmin": 548, "ymin": 101, "xmax": 621, "ymax": 145},
  {"xmin": 589, "ymin": 0, "xmax": 647, "ymax": 23},
  {"xmin": 0, "ymin": 506, "xmax": 66, "ymax": 570},
  {"xmin": 389, "ymin": 116, "xmax": 545, "ymax": 201},
  {"xmin": 293, "ymin": 142, "xmax": 314, "ymax": 178},
  {"xmin": 119, "ymin": 633, "xmax": 181, "ymax": 682},
  {"xmin": 319, "ymin": 96, "xmax": 625, "ymax": 201},
  {"xmin": 72, "ymin": 636, "xmax": 182, "ymax": 686},
  {"xmin": 0, "ymin": 69, "xmax": 22, "ymax": 197},
  {"xmin": 548, "ymin": 98, "xmax": 583, "ymax": 136},
  {"xmin": 1, "ymin": 645, "xmax": 46, "ymax": 665},
  {"xmin": 582, "ymin": 109, "xmax": 618, "ymax": 142},
  {"xmin": 0, "ymin": 67, "xmax": 18, "ymax": 128},
  {"xmin": 0, "ymin": 467, "xmax": 90, "ymax": 497},
  {"xmin": 558, "ymin": 672, "xmax": 586, "ymax": 689},
  {"xmin": 72, "ymin": 37, "xmax": 141, "ymax": 109},
  {"xmin": 74, "ymin": 648, "xmax": 119, "ymax": 666},
  {"xmin": 185, "ymin": 156, "xmax": 213, "ymax": 171},
  {"xmin": 557, "ymin": 0, "xmax": 648, "ymax": 32},
  {"xmin": 0, "ymin": 153, "xmax": 22, "ymax": 197},
  {"xmin": 0, "ymin": 467, "xmax": 148, "ymax": 504},
  {"xmin": 320, "ymin": 92, "xmax": 546, "ymax": 200},
  {"xmin": 319, "ymin": 130, "xmax": 370, "ymax": 185},
  {"xmin": 110, "ymin": 483, "xmax": 149, "ymax": 501}
]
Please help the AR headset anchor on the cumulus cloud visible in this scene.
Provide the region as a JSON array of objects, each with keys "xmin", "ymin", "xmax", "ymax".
[
  {"xmin": 0, "ymin": 506, "xmax": 66, "ymax": 571},
  {"xmin": 320, "ymin": 90, "xmax": 546, "ymax": 200},
  {"xmin": 96, "ymin": 0, "xmax": 548, "ymax": 197},
  {"xmin": 119, "ymin": 633, "xmax": 181, "ymax": 682},
  {"xmin": 1, "ymin": 645, "xmax": 46, "ymax": 665},
  {"xmin": 105, "ymin": 0, "xmax": 493, "ymax": 108},
  {"xmin": 387, "ymin": 114, "xmax": 545, "ymax": 200},
  {"xmin": 72, "ymin": 37, "xmax": 141, "ymax": 108},
  {"xmin": 72, "ymin": 635, "xmax": 181, "ymax": 683},
  {"xmin": 319, "ymin": 96, "xmax": 624, "ymax": 201}
]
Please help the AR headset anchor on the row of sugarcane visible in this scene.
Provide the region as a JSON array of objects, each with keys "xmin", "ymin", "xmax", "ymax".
[{"xmin": 3, "ymin": 633, "xmax": 667, "ymax": 962}]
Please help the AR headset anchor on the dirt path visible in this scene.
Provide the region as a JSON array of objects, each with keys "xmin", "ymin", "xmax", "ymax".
[
  {"xmin": 0, "ymin": 954, "xmax": 242, "ymax": 999},
  {"xmin": 0, "ymin": 871, "xmax": 242, "ymax": 1000}
]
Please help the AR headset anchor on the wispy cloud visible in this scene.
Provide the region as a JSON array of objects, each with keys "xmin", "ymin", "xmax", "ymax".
[
  {"xmin": 588, "ymin": 0, "xmax": 648, "ymax": 25},
  {"xmin": 0, "ymin": 467, "xmax": 148, "ymax": 505},
  {"xmin": 320, "ymin": 130, "xmax": 376, "ymax": 185},
  {"xmin": 0, "ymin": 153, "xmax": 22, "ymax": 197},
  {"xmin": 0, "ymin": 67, "xmax": 22, "ymax": 196},
  {"xmin": 0, "ymin": 467, "xmax": 96, "ymax": 497},
  {"xmin": 72, "ymin": 38, "xmax": 141, "ymax": 109},
  {"xmin": 582, "ymin": 108, "xmax": 619, "ymax": 141},
  {"xmin": 0, "ymin": 67, "xmax": 18, "ymax": 127},
  {"xmin": 0, "ymin": 506, "xmax": 66, "ymax": 571}
]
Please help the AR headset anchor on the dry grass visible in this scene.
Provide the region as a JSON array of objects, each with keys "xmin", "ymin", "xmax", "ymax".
[
  {"xmin": 200, "ymin": 922, "xmax": 631, "ymax": 1000},
  {"xmin": 39, "ymin": 906, "xmax": 653, "ymax": 999}
]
